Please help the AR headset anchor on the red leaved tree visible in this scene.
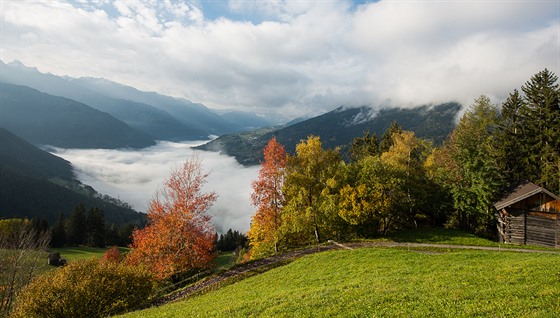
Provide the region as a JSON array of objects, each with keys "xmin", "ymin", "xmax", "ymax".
[
  {"xmin": 126, "ymin": 158, "xmax": 217, "ymax": 280},
  {"xmin": 247, "ymin": 137, "xmax": 286, "ymax": 259}
]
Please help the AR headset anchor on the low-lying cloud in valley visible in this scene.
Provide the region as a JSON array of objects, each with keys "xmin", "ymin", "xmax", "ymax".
[{"xmin": 52, "ymin": 142, "xmax": 259, "ymax": 234}]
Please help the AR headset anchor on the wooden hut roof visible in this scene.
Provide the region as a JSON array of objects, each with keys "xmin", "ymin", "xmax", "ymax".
[{"xmin": 494, "ymin": 181, "xmax": 559, "ymax": 210}]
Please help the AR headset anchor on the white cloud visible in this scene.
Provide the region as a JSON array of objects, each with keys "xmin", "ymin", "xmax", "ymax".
[
  {"xmin": 51, "ymin": 141, "xmax": 259, "ymax": 233},
  {"xmin": 1, "ymin": 0, "xmax": 558, "ymax": 117}
]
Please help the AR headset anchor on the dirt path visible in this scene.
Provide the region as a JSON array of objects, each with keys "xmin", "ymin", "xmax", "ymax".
[{"xmin": 155, "ymin": 241, "xmax": 559, "ymax": 306}]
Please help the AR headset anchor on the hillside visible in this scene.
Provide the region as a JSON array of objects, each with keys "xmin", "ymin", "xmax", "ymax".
[
  {"xmin": 0, "ymin": 83, "xmax": 155, "ymax": 149},
  {"xmin": 0, "ymin": 128, "xmax": 146, "ymax": 225},
  {"xmin": 197, "ymin": 103, "xmax": 461, "ymax": 165},
  {"xmin": 122, "ymin": 243, "xmax": 560, "ymax": 317},
  {"xmin": 0, "ymin": 128, "xmax": 74, "ymax": 181}
]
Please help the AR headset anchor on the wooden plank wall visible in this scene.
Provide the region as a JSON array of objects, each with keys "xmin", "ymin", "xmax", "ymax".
[
  {"xmin": 507, "ymin": 213, "xmax": 526, "ymax": 245},
  {"xmin": 526, "ymin": 214, "xmax": 556, "ymax": 247},
  {"xmin": 498, "ymin": 210, "xmax": 560, "ymax": 247}
]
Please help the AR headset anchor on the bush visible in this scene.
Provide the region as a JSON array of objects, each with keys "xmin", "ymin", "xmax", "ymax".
[
  {"xmin": 100, "ymin": 246, "xmax": 122, "ymax": 263},
  {"xmin": 10, "ymin": 259, "xmax": 159, "ymax": 317}
]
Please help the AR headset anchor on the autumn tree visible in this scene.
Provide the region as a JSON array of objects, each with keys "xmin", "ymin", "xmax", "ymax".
[
  {"xmin": 338, "ymin": 156, "xmax": 399, "ymax": 235},
  {"xmin": 281, "ymin": 136, "xmax": 344, "ymax": 246},
  {"xmin": 126, "ymin": 158, "xmax": 217, "ymax": 280},
  {"xmin": 247, "ymin": 137, "xmax": 286, "ymax": 258},
  {"xmin": 380, "ymin": 131, "xmax": 433, "ymax": 227}
]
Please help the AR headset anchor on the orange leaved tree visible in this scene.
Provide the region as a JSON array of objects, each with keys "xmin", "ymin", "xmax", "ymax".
[
  {"xmin": 247, "ymin": 137, "xmax": 286, "ymax": 259},
  {"xmin": 126, "ymin": 158, "xmax": 217, "ymax": 280}
]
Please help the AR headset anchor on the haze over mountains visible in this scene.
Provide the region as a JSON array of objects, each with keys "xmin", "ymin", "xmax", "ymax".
[
  {"xmin": 1, "ymin": 59, "xmax": 462, "ymax": 228},
  {"xmin": 0, "ymin": 60, "xmax": 274, "ymax": 143}
]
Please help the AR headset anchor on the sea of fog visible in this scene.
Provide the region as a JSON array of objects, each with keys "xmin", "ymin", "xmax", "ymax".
[{"xmin": 51, "ymin": 141, "xmax": 259, "ymax": 233}]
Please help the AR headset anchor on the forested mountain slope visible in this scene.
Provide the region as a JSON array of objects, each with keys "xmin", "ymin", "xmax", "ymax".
[
  {"xmin": 0, "ymin": 127, "xmax": 146, "ymax": 225},
  {"xmin": 197, "ymin": 103, "xmax": 461, "ymax": 165}
]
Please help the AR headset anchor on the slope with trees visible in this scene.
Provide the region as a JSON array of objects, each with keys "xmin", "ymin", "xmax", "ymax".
[
  {"xmin": 197, "ymin": 103, "xmax": 461, "ymax": 166},
  {"xmin": 0, "ymin": 127, "xmax": 146, "ymax": 226}
]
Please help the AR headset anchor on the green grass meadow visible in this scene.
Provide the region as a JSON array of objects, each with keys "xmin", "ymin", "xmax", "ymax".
[
  {"xmin": 122, "ymin": 247, "xmax": 560, "ymax": 317},
  {"xmin": 49, "ymin": 246, "xmax": 129, "ymax": 262}
]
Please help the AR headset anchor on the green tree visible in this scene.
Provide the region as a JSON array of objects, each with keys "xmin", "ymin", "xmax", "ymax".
[
  {"xmin": 350, "ymin": 131, "xmax": 379, "ymax": 162},
  {"xmin": 445, "ymin": 96, "xmax": 503, "ymax": 234},
  {"xmin": 281, "ymin": 136, "xmax": 344, "ymax": 245},
  {"xmin": 519, "ymin": 69, "xmax": 560, "ymax": 194},
  {"xmin": 379, "ymin": 121, "xmax": 403, "ymax": 153},
  {"xmin": 86, "ymin": 207, "xmax": 105, "ymax": 248},
  {"xmin": 338, "ymin": 156, "xmax": 401, "ymax": 235},
  {"xmin": 50, "ymin": 213, "xmax": 66, "ymax": 248},
  {"xmin": 495, "ymin": 89, "xmax": 526, "ymax": 184},
  {"xmin": 65, "ymin": 204, "xmax": 87, "ymax": 246}
]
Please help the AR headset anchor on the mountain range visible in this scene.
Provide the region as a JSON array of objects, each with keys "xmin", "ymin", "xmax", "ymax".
[
  {"xmin": 197, "ymin": 103, "xmax": 461, "ymax": 165},
  {"xmin": 0, "ymin": 60, "xmax": 274, "ymax": 143}
]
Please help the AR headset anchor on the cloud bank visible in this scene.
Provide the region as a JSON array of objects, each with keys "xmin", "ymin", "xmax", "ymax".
[
  {"xmin": 1, "ymin": 1, "xmax": 558, "ymax": 117},
  {"xmin": 52, "ymin": 141, "xmax": 259, "ymax": 233}
]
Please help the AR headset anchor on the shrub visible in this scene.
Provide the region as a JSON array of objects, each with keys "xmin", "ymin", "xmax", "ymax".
[
  {"xmin": 100, "ymin": 246, "xmax": 122, "ymax": 264},
  {"xmin": 10, "ymin": 259, "xmax": 159, "ymax": 317}
]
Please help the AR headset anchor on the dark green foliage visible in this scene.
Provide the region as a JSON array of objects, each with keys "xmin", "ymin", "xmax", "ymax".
[
  {"xmin": 86, "ymin": 208, "xmax": 106, "ymax": 248},
  {"xmin": 519, "ymin": 69, "xmax": 560, "ymax": 194},
  {"xmin": 495, "ymin": 89, "xmax": 526, "ymax": 184},
  {"xmin": 216, "ymin": 229, "xmax": 248, "ymax": 252},
  {"xmin": 50, "ymin": 213, "xmax": 66, "ymax": 248},
  {"xmin": 494, "ymin": 69, "xmax": 560, "ymax": 195},
  {"xmin": 446, "ymin": 96, "xmax": 503, "ymax": 234},
  {"xmin": 350, "ymin": 131, "xmax": 379, "ymax": 162},
  {"xmin": 65, "ymin": 204, "xmax": 87, "ymax": 246},
  {"xmin": 379, "ymin": 121, "xmax": 403, "ymax": 153},
  {"xmin": 0, "ymin": 82, "xmax": 155, "ymax": 149}
]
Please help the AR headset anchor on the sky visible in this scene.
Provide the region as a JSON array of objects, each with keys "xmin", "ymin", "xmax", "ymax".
[
  {"xmin": 51, "ymin": 141, "xmax": 260, "ymax": 233},
  {"xmin": 1, "ymin": 0, "xmax": 558, "ymax": 118}
]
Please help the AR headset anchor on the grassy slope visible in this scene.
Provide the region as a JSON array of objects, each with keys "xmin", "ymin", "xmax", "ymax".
[
  {"xmin": 49, "ymin": 246, "xmax": 129, "ymax": 262},
  {"xmin": 122, "ymin": 246, "xmax": 560, "ymax": 317}
]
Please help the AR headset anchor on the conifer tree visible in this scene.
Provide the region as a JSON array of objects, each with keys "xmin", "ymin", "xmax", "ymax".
[
  {"xmin": 50, "ymin": 213, "xmax": 66, "ymax": 248},
  {"xmin": 350, "ymin": 131, "xmax": 380, "ymax": 162},
  {"xmin": 519, "ymin": 69, "xmax": 560, "ymax": 194},
  {"xmin": 379, "ymin": 121, "xmax": 403, "ymax": 153},
  {"xmin": 65, "ymin": 204, "xmax": 86, "ymax": 246},
  {"xmin": 86, "ymin": 207, "xmax": 105, "ymax": 248},
  {"xmin": 496, "ymin": 89, "xmax": 526, "ymax": 184}
]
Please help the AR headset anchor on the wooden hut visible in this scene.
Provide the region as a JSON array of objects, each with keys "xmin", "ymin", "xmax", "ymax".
[{"xmin": 494, "ymin": 181, "xmax": 560, "ymax": 247}]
